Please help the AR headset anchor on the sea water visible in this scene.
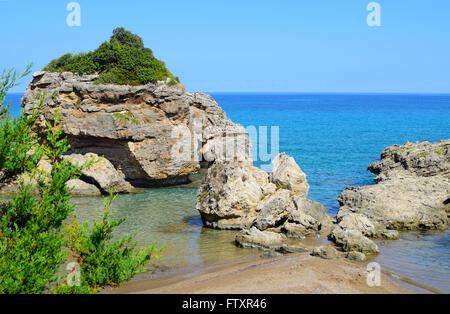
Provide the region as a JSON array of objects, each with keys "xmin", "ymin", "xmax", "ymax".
[{"xmin": 4, "ymin": 92, "xmax": 450, "ymax": 293}]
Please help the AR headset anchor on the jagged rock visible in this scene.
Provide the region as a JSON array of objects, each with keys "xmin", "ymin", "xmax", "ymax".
[
  {"xmin": 235, "ymin": 227, "xmax": 284, "ymax": 250},
  {"xmin": 197, "ymin": 153, "xmax": 333, "ymax": 240},
  {"xmin": 67, "ymin": 179, "xmax": 101, "ymax": 196},
  {"xmin": 269, "ymin": 153, "xmax": 309, "ymax": 198},
  {"xmin": 197, "ymin": 161, "xmax": 265, "ymax": 229},
  {"xmin": 335, "ymin": 140, "xmax": 449, "ymax": 233},
  {"xmin": 346, "ymin": 251, "xmax": 366, "ymax": 262},
  {"xmin": 311, "ymin": 245, "xmax": 340, "ymax": 259},
  {"xmin": 253, "ymin": 189, "xmax": 295, "ymax": 230},
  {"xmin": 368, "ymin": 140, "xmax": 450, "ymax": 182},
  {"xmin": 338, "ymin": 176, "xmax": 449, "ymax": 231},
  {"xmin": 374, "ymin": 229, "xmax": 400, "ymax": 240},
  {"xmin": 63, "ymin": 153, "xmax": 131, "ymax": 194},
  {"xmin": 293, "ymin": 197, "xmax": 334, "ymax": 232},
  {"xmin": 22, "ymin": 72, "xmax": 250, "ymax": 188},
  {"xmin": 336, "ymin": 212, "xmax": 378, "ymax": 237},
  {"xmin": 329, "ymin": 227, "xmax": 379, "ymax": 254}
]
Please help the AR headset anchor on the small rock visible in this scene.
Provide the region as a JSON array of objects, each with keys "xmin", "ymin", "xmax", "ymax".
[
  {"xmin": 346, "ymin": 251, "xmax": 366, "ymax": 261},
  {"xmin": 311, "ymin": 245, "xmax": 340, "ymax": 259},
  {"xmin": 235, "ymin": 227, "xmax": 284, "ymax": 250}
]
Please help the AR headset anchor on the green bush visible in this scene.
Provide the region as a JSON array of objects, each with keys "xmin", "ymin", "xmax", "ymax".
[
  {"xmin": 42, "ymin": 28, "xmax": 176, "ymax": 85},
  {"xmin": 0, "ymin": 66, "xmax": 163, "ymax": 294}
]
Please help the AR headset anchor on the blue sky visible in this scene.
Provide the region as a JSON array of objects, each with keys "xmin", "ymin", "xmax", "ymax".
[{"xmin": 2, "ymin": 0, "xmax": 449, "ymax": 93}]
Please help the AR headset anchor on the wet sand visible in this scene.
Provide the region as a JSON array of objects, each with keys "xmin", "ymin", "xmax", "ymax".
[{"xmin": 105, "ymin": 252, "xmax": 413, "ymax": 294}]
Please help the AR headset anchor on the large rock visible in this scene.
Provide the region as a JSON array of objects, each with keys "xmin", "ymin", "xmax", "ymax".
[
  {"xmin": 196, "ymin": 161, "xmax": 266, "ymax": 229},
  {"xmin": 197, "ymin": 153, "xmax": 333, "ymax": 241},
  {"xmin": 235, "ymin": 227, "xmax": 284, "ymax": 250},
  {"xmin": 253, "ymin": 189, "xmax": 295, "ymax": 230},
  {"xmin": 22, "ymin": 72, "xmax": 251, "ymax": 188},
  {"xmin": 335, "ymin": 140, "xmax": 450, "ymax": 233},
  {"xmin": 67, "ymin": 179, "xmax": 101, "ymax": 196},
  {"xmin": 63, "ymin": 153, "xmax": 131, "ymax": 194},
  {"xmin": 368, "ymin": 140, "xmax": 450, "ymax": 182},
  {"xmin": 269, "ymin": 153, "xmax": 309, "ymax": 198}
]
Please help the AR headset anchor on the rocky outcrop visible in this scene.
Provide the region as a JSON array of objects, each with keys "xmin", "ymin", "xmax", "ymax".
[
  {"xmin": 336, "ymin": 141, "xmax": 449, "ymax": 232},
  {"xmin": 21, "ymin": 71, "xmax": 251, "ymax": 190},
  {"xmin": 330, "ymin": 140, "xmax": 449, "ymax": 252},
  {"xmin": 197, "ymin": 153, "xmax": 333, "ymax": 250}
]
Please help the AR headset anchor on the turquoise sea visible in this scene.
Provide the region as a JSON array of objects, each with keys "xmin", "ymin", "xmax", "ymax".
[{"xmin": 5, "ymin": 92, "xmax": 450, "ymax": 293}]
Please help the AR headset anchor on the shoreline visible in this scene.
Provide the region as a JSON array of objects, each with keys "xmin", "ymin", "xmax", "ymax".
[{"xmin": 104, "ymin": 252, "xmax": 414, "ymax": 294}]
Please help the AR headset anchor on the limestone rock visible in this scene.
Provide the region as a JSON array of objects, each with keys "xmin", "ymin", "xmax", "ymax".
[
  {"xmin": 337, "ymin": 176, "xmax": 449, "ymax": 231},
  {"xmin": 235, "ymin": 227, "xmax": 284, "ymax": 250},
  {"xmin": 63, "ymin": 153, "xmax": 131, "ymax": 194},
  {"xmin": 22, "ymin": 72, "xmax": 251, "ymax": 188},
  {"xmin": 196, "ymin": 161, "xmax": 265, "ymax": 229},
  {"xmin": 329, "ymin": 227, "xmax": 379, "ymax": 254},
  {"xmin": 368, "ymin": 140, "xmax": 450, "ymax": 182},
  {"xmin": 335, "ymin": 140, "xmax": 449, "ymax": 233},
  {"xmin": 269, "ymin": 153, "xmax": 309, "ymax": 198},
  {"xmin": 253, "ymin": 189, "xmax": 294, "ymax": 230},
  {"xmin": 67, "ymin": 179, "xmax": 101, "ymax": 196},
  {"xmin": 311, "ymin": 245, "xmax": 340, "ymax": 259},
  {"xmin": 346, "ymin": 251, "xmax": 366, "ymax": 262}
]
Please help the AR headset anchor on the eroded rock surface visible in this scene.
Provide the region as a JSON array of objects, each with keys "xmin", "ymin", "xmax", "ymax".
[
  {"xmin": 21, "ymin": 71, "xmax": 250, "ymax": 189},
  {"xmin": 330, "ymin": 140, "xmax": 449, "ymax": 252}
]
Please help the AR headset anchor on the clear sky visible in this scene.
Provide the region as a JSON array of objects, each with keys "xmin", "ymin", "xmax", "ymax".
[{"xmin": 2, "ymin": 0, "xmax": 449, "ymax": 93}]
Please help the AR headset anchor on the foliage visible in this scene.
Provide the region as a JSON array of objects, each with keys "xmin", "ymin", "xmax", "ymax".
[
  {"xmin": 42, "ymin": 28, "xmax": 176, "ymax": 85},
  {"xmin": 0, "ymin": 64, "xmax": 44, "ymax": 181},
  {"xmin": 0, "ymin": 67, "xmax": 163, "ymax": 294},
  {"xmin": 58, "ymin": 190, "xmax": 162, "ymax": 293}
]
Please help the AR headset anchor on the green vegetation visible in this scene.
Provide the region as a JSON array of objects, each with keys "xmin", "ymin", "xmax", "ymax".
[
  {"xmin": 434, "ymin": 144, "xmax": 444, "ymax": 157},
  {"xmin": 0, "ymin": 66, "xmax": 162, "ymax": 294},
  {"xmin": 417, "ymin": 152, "xmax": 427, "ymax": 159},
  {"xmin": 113, "ymin": 112, "xmax": 139, "ymax": 126},
  {"xmin": 43, "ymin": 27, "xmax": 178, "ymax": 86}
]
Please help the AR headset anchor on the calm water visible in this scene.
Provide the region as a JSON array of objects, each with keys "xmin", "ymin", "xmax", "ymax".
[{"xmin": 5, "ymin": 92, "xmax": 450, "ymax": 293}]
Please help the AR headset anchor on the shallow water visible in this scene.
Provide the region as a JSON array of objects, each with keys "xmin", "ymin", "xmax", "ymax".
[
  {"xmin": 71, "ymin": 188, "xmax": 260, "ymax": 273},
  {"xmin": 5, "ymin": 92, "xmax": 450, "ymax": 293}
]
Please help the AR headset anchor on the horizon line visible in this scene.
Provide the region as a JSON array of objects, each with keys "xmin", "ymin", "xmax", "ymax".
[{"xmin": 7, "ymin": 91, "xmax": 450, "ymax": 96}]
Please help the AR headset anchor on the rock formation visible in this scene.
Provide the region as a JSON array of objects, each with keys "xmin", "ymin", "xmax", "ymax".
[
  {"xmin": 330, "ymin": 140, "xmax": 450, "ymax": 252},
  {"xmin": 0, "ymin": 71, "xmax": 251, "ymax": 195},
  {"xmin": 197, "ymin": 153, "xmax": 334, "ymax": 249}
]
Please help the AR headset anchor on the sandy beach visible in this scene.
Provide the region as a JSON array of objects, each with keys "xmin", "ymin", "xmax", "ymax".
[{"xmin": 105, "ymin": 253, "xmax": 413, "ymax": 294}]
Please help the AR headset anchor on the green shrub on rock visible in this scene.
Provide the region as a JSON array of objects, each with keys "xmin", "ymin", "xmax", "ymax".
[{"xmin": 43, "ymin": 28, "xmax": 176, "ymax": 86}]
